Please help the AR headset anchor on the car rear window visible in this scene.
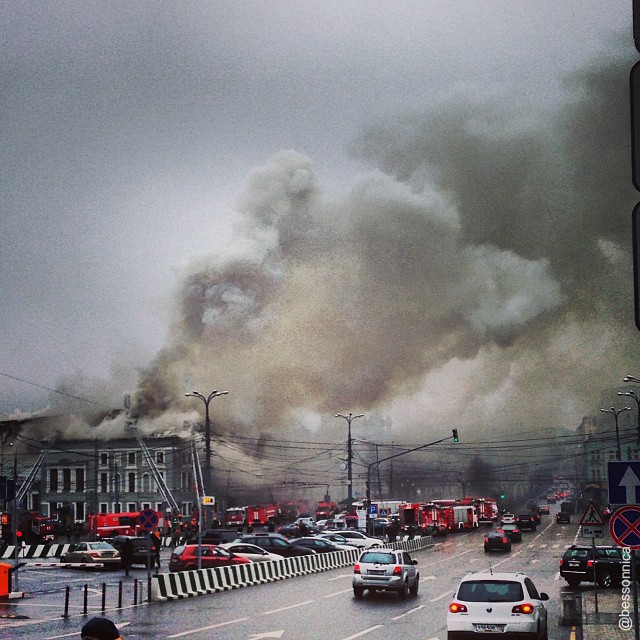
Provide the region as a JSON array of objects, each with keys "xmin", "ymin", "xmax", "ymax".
[
  {"xmin": 360, "ymin": 551, "xmax": 395, "ymax": 564},
  {"xmin": 564, "ymin": 549, "xmax": 589, "ymax": 559},
  {"xmin": 457, "ymin": 580, "xmax": 524, "ymax": 602}
]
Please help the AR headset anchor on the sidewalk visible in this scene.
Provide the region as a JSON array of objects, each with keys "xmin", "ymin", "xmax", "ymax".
[{"xmin": 580, "ymin": 588, "xmax": 637, "ymax": 640}]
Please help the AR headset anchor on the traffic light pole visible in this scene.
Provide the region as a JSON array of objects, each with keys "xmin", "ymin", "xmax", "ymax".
[{"xmin": 365, "ymin": 430, "xmax": 459, "ymax": 535}]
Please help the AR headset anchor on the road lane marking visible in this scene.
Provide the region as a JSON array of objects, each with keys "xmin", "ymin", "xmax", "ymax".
[
  {"xmin": 167, "ymin": 618, "xmax": 250, "ymax": 638},
  {"xmin": 341, "ymin": 625, "xmax": 384, "ymax": 639},
  {"xmin": 263, "ymin": 600, "xmax": 315, "ymax": 615},
  {"xmin": 328, "ymin": 574, "xmax": 353, "ymax": 581},
  {"xmin": 325, "ymin": 588, "xmax": 352, "ymax": 597},
  {"xmin": 391, "ymin": 604, "xmax": 426, "ymax": 620},
  {"xmin": 431, "ymin": 590, "xmax": 453, "ymax": 602},
  {"xmin": 539, "ymin": 544, "xmax": 547, "ymax": 548}
]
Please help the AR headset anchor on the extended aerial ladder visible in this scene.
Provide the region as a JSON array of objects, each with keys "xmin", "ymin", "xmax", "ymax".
[
  {"xmin": 14, "ymin": 446, "xmax": 51, "ymax": 505},
  {"xmin": 127, "ymin": 423, "xmax": 181, "ymax": 518}
]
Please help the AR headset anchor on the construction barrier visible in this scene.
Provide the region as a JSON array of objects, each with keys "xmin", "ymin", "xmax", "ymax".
[{"xmin": 150, "ymin": 535, "xmax": 433, "ymax": 601}]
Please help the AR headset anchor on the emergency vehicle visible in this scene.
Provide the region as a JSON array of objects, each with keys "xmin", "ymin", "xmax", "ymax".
[
  {"xmin": 315, "ymin": 500, "xmax": 338, "ymax": 520},
  {"xmin": 88, "ymin": 510, "xmax": 164, "ymax": 538},
  {"xmin": 1, "ymin": 511, "xmax": 56, "ymax": 544},
  {"xmin": 430, "ymin": 499, "xmax": 479, "ymax": 530},
  {"xmin": 245, "ymin": 503, "xmax": 280, "ymax": 525}
]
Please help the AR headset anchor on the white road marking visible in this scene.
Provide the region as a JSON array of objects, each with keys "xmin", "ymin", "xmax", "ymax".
[
  {"xmin": 431, "ymin": 590, "xmax": 454, "ymax": 602},
  {"xmin": 167, "ymin": 618, "xmax": 250, "ymax": 638},
  {"xmin": 340, "ymin": 625, "xmax": 384, "ymax": 639},
  {"xmin": 325, "ymin": 588, "xmax": 352, "ymax": 598},
  {"xmin": 263, "ymin": 600, "xmax": 315, "ymax": 615},
  {"xmin": 391, "ymin": 604, "xmax": 426, "ymax": 620}
]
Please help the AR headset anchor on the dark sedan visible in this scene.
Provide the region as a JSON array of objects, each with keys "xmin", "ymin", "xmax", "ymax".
[
  {"xmin": 291, "ymin": 537, "xmax": 353, "ymax": 553},
  {"xmin": 499, "ymin": 524, "xmax": 522, "ymax": 542},
  {"xmin": 484, "ymin": 531, "xmax": 511, "ymax": 552},
  {"xmin": 237, "ymin": 533, "xmax": 317, "ymax": 557}
]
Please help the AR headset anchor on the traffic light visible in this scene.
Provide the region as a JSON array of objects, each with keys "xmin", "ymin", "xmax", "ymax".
[
  {"xmin": 452, "ymin": 429, "xmax": 459, "ymax": 442},
  {"xmin": 500, "ymin": 492, "xmax": 506, "ymax": 500}
]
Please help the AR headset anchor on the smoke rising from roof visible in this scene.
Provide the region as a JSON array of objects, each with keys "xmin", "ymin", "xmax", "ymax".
[{"xmin": 125, "ymin": 47, "xmax": 637, "ymax": 443}]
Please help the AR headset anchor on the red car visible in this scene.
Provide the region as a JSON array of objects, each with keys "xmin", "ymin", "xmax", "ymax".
[{"xmin": 169, "ymin": 544, "xmax": 251, "ymax": 572}]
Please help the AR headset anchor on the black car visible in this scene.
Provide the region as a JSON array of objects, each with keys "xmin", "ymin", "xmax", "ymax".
[
  {"xmin": 484, "ymin": 531, "xmax": 511, "ymax": 552},
  {"xmin": 556, "ymin": 511, "xmax": 571, "ymax": 524},
  {"xmin": 517, "ymin": 514, "xmax": 537, "ymax": 531},
  {"xmin": 111, "ymin": 535, "xmax": 153, "ymax": 567},
  {"xmin": 560, "ymin": 545, "xmax": 638, "ymax": 587},
  {"xmin": 237, "ymin": 533, "xmax": 317, "ymax": 557},
  {"xmin": 290, "ymin": 537, "xmax": 350, "ymax": 553},
  {"xmin": 499, "ymin": 523, "xmax": 522, "ymax": 542}
]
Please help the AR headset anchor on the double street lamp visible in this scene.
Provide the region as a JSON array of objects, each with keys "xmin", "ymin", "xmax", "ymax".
[
  {"xmin": 600, "ymin": 406, "xmax": 631, "ymax": 460},
  {"xmin": 622, "ymin": 374, "xmax": 640, "ymax": 445},
  {"xmin": 335, "ymin": 412, "xmax": 364, "ymax": 513},
  {"xmin": 185, "ymin": 390, "xmax": 228, "ymax": 502}
]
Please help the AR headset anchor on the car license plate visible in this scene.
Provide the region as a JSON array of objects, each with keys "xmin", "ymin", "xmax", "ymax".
[
  {"xmin": 475, "ymin": 624, "xmax": 504, "ymax": 633},
  {"xmin": 568, "ymin": 562, "xmax": 579, "ymax": 567},
  {"xmin": 368, "ymin": 569, "xmax": 385, "ymax": 575}
]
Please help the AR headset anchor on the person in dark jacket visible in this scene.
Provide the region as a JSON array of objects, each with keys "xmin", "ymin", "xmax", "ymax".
[
  {"xmin": 121, "ymin": 537, "xmax": 134, "ymax": 576},
  {"xmin": 152, "ymin": 529, "xmax": 161, "ymax": 569}
]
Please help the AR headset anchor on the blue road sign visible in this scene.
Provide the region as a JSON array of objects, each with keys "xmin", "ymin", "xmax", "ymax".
[
  {"xmin": 369, "ymin": 504, "xmax": 378, "ymax": 516},
  {"xmin": 138, "ymin": 508, "xmax": 159, "ymax": 531},
  {"xmin": 608, "ymin": 461, "xmax": 640, "ymax": 504},
  {"xmin": 610, "ymin": 505, "xmax": 640, "ymax": 549}
]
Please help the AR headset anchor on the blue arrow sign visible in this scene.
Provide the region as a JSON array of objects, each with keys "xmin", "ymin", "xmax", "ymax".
[{"xmin": 608, "ymin": 461, "xmax": 640, "ymax": 504}]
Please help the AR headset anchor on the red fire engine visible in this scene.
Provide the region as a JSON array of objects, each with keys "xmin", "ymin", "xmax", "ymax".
[
  {"xmin": 88, "ymin": 511, "xmax": 164, "ymax": 539},
  {"xmin": 315, "ymin": 501, "xmax": 338, "ymax": 520},
  {"xmin": 1, "ymin": 511, "xmax": 56, "ymax": 544},
  {"xmin": 245, "ymin": 503, "xmax": 280, "ymax": 525}
]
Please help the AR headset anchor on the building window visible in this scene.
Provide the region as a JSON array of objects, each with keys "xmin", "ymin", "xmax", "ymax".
[
  {"xmin": 76, "ymin": 502, "xmax": 85, "ymax": 520},
  {"xmin": 76, "ymin": 468, "xmax": 85, "ymax": 492},
  {"xmin": 100, "ymin": 453, "xmax": 108, "ymax": 466},
  {"xmin": 49, "ymin": 469, "xmax": 58, "ymax": 492},
  {"xmin": 155, "ymin": 471, "xmax": 165, "ymax": 492},
  {"xmin": 128, "ymin": 472, "xmax": 136, "ymax": 493},
  {"xmin": 142, "ymin": 503, "xmax": 151, "ymax": 510},
  {"xmin": 142, "ymin": 473, "xmax": 150, "ymax": 492},
  {"xmin": 128, "ymin": 502, "xmax": 136, "ymax": 512},
  {"xmin": 128, "ymin": 452, "xmax": 136, "ymax": 465},
  {"xmin": 590, "ymin": 450, "xmax": 601, "ymax": 461},
  {"xmin": 156, "ymin": 451, "xmax": 164, "ymax": 465},
  {"xmin": 99, "ymin": 502, "xmax": 108, "ymax": 513},
  {"xmin": 100, "ymin": 473, "xmax": 108, "ymax": 493},
  {"xmin": 63, "ymin": 468, "xmax": 71, "ymax": 492},
  {"xmin": 608, "ymin": 451, "xmax": 618, "ymax": 461}
]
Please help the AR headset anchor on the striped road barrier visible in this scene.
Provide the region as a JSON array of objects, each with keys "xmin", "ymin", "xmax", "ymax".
[{"xmin": 151, "ymin": 536, "xmax": 433, "ymax": 601}]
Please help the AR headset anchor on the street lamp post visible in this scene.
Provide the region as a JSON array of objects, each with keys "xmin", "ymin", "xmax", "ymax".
[
  {"xmin": 618, "ymin": 390, "xmax": 640, "ymax": 445},
  {"xmin": 185, "ymin": 389, "xmax": 228, "ymax": 525},
  {"xmin": 365, "ymin": 430, "xmax": 459, "ymax": 535},
  {"xmin": 600, "ymin": 406, "xmax": 631, "ymax": 460},
  {"xmin": 335, "ymin": 412, "xmax": 364, "ymax": 514}
]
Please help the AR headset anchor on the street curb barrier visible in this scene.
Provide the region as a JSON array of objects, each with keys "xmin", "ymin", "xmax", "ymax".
[
  {"xmin": 559, "ymin": 592, "xmax": 582, "ymax": 626},
  {"xmin": 0, "ymin": 543, "xmax": 75, "ymax": 559},
  {"xmin": 150, "ymin": 536, "xmax": 433, "ymax": 601}
]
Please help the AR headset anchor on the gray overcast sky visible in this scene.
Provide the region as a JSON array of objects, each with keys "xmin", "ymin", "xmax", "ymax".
[{"xmin": 1, "ymin": 2, "xmax": 637, "ymax": 442}]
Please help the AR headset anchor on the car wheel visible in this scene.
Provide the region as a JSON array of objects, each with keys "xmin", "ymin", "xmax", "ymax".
[
  {"xmin": 565, "ymin": 578, "xmax": 580, "ymax": 587},
  {"xmin": 398, "ymin": 581, "xmax": 409, "ymax": 600},
  {"xmin": 353, "ymin": 586, "xmax": 364, "ymax": 599},
  {"xmin": 410, "ymin": 576, "xmax": 419, "ymax": 595}
]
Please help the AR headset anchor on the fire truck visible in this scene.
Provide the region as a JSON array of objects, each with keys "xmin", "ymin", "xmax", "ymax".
[
  {"xmin": 1, "ymin": 511, "xmax": 56, "ymax": 544},
  {"xmin": 225, "ymin": 506, "xmax": 248, "ymax": 528},
  {"xmin": 88, "ymin": 510, "xmax": 164, "ymax": 539},
  {"xmin": 315, "ymin": 501, "xmax": 338, "ymax": 520},
  {"xmin": 467, "ymin": 497, "xmax": 498, "ymax": 525},
  {"xmin": 430, "ymin": 499, "xmax": 479, "ymax": 531},
  {"xmin": 245, "ymin": 503, "xmax": 280, "ymax": 525},
  {"xmin": 399, "ymin": 502, "xmax": 428, "ymax": 534},
  {"xmin": 420, "ymin": 503, "xmax": 449, "ymax": 536}
]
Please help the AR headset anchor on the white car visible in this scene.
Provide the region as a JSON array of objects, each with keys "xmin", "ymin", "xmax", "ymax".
[
  {"xmin": 447, "ymin": 572, "xmax": 549, "ymax": 640},
  {"xmin": 325, "ymin": 530, "xmax": 383, "ymax": 548},
  {"xmin": 219, "ymin": 542, "xmax": 283, "ymax": 563},
  {"xmin": 500, "ymin": 513, "xmax": 516, "ymax": 524}
]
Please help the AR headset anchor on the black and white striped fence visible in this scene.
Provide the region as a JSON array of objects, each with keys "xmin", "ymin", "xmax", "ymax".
[{"xmin": 151, "ymin": 535, "xmax": 433, "ymax": 601}]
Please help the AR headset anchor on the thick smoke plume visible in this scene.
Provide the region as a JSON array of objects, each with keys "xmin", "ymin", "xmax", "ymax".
[{"xmin": 131, "ymin": 45, "xmax": 639, "ymax": 443}]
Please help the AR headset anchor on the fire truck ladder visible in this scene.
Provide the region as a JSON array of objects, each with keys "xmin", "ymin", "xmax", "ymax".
[
  {"xmin": 128, "ymin": 424, "xmax": 181, "ymax": 516},
  {"xmin": 15, "ymin": 447, "xmax": 51, "ymax": 504}
]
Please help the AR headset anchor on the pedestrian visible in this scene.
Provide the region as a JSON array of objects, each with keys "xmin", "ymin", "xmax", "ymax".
[
  {"xmin": 121, "ymin": 537, "xmax": 134, "ymax": 576},
  {"xmin": 152, "ymin": 529, "xmax": 161, "ymax": 569},
  {"xmin": 80, "ymin": 616, "xmax": 122, "ymax": 640}
]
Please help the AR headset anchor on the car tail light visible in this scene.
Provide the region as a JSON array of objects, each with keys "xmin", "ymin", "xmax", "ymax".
[
  {"xmin": 587, "ymin": 560, "xmax": 594, "ymax": 567},
  {"xmin": 512, "ymin": 603, "xmax": 535, "ymax": 614},
  {"xmin": 354, "ymin": 563, "xmax": 361, "ymax": 574},
  {"xmin": 503, "ymin": 537, "xmax": 509, "ymax": 544},
  {"xmin": 449, "ymin": 602, "xmax": 468, "ymax": 613},
  {"xmin": 90, "ymin": 552, "xmax": 100, "ymax": 558},
  {"xmin": 559, "ymin": 559, "xmax": 564, "ymax": 566},
  {"xmin": 393, "ymin": 565, "xmax": 402, "ymax": 576},
  {"xmin": 484, "ymin": 537, "xmax": 489, "ymax": 543}
]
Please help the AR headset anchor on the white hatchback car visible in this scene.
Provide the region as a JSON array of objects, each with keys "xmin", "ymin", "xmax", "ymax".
[
  {"xmin": 500, "ymin": 513, "xmax": 516, "ymax": 524},
  {"xmin": 353, "ymin": 548, "xmax": 419, "ymax": 599},
  {"xmin": 448, "ymin": 572, "xmax": 549, "ymax": 640},
  {"xmin": 325, "ymin": 530, "xmax": 382, "ymax": 548}
]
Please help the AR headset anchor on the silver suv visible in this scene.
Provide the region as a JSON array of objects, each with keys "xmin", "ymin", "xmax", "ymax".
[{"xmin": 352, "ymin": 548, "xmax": 419, "ymax": 599}]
